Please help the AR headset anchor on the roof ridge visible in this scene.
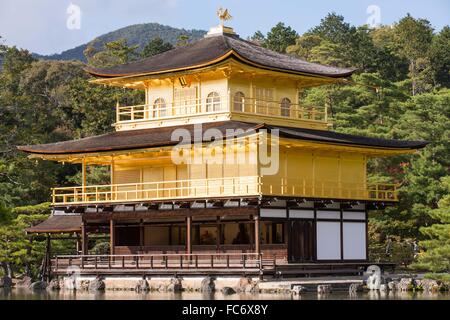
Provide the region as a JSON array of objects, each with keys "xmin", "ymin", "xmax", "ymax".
[{"xmin": 85, "ymin": 37, "xmax": 210, "ymax": 74}]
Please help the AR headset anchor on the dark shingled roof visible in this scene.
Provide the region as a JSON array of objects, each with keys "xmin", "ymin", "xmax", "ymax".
[
  {"xmin": 86, "ymin": 33, "xmax": 355, "ymax": 78},
  {"xmin": 270, "ymin": 125, "xmax": 429, "ymax": 149},
  {"xmin": 17, "ymin": 121, "xmax": 259, "ymax": 154},
  {"xmin": 18, "ymin": 121, "xmax": 427, "ymax": 155},
  {"xmin": 26, "ymin": 215, "xmax": 82, "ymax": 234}
]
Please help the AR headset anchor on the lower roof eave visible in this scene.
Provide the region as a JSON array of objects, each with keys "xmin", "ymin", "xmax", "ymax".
[
  {"xmin": 26, "ymin": 215, "xmax": 82, "ymax": 234},
  {"xmin": 51, "ymin": 195, "xmax": 397, "ymax": 212},
  {"xmin": 51, "ymin": 195, "xmax": 262, "ymax": 209}
]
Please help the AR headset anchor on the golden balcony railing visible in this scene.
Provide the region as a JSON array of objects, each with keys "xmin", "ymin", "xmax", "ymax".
[
  {"xmin": 51, "ymin": 176, "xmax": 397, "ymax": 205},
  {"xmin": 116, "ymin": 96, "xmax": 229, "ymax": 123},
  {"xmin": 52, "ymin": 176, "xmax": 260, "ymax": 205},
  {"xmin": 115, "ymin": 94, "xmax": 327, "ymax": 124},
  {"xmin": 261, "ymin": 177, "xmax": 398, "ymax": 202},
  {"xmin": 231, "ymin": 96, "xmax": 327, "ymax": 122}
]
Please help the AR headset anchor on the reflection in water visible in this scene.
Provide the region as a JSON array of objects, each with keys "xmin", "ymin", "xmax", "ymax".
[{"xmin": 1, "ymin": 288, "xmax": 449, "ymax": 300}]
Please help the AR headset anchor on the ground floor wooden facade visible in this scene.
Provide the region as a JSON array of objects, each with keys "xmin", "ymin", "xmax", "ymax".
[{"xmin": 70, "ymin": 198, "xmax": 370, "ymax": 265}]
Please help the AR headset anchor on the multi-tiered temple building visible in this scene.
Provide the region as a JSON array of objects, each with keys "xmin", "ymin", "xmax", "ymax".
[{"xmin": 21, "ymin": 20, "xmax": 426, "ymax": 276}]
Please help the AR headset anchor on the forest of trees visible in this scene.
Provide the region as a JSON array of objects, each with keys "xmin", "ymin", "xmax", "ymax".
[{"xmin": 0, "ymin": 13, "xmax": 449, "ymax": 279}]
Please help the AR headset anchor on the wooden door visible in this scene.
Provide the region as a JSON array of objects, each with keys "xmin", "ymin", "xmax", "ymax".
[{"xmin": 288, "ymin": 220, "xmax": 315, "ymax": 262}]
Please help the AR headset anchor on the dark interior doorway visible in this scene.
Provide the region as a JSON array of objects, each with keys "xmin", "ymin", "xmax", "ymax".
[{"xmin": 288, "ymin": 220, "xmax": 315, "ymax": 262}]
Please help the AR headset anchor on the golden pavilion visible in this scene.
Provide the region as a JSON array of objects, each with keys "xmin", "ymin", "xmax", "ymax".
[{"xmin": 20, "ymin": 17, "xmax": 426, "ymax": 276}]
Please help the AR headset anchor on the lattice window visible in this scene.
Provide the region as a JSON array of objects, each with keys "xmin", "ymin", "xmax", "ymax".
[
  {"xmin": 253, "ymin": 87, "xmax": 274, "ymax": 115},
  {"xmin": 173, "ymin": 86, "xmax": 198, "ymax": 115},
  {"xmin": 206, "ymin": 91, "xmax": 221, "ymax": 112},
  {"xmin": 280, "ymin": 97, "xmax": 291, "ymax": 117},
  {"xmin": 153, "ymin": 98, "xmax": 167, "ymax": 118},
  {"xmin": 233, "ymin": 91, "xmax": 245, "ymax": 112}
]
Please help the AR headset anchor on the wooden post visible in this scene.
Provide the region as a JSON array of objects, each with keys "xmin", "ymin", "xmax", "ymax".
[
  {"xmin": 76, "ymin": 234, "xmax": 81, "ymax": 254},
  {"xmin": 139, "ymin": 219, "xmax": 144, "ymax": 249},
  {"xmin": 186, "ymin": 216, "xmax": 192, "ymax": 255},
  {"xmin": 254, "ymin": 214, "xmax": 261, "ymax": 255},
  {"xmin": 110, "ymin": 157, "xmax": 115, "ymax": 201},
  {"xmin": 110, "ymin": 219, "xmax": 115, "ymax": 255},
  {"xmin": 82, "ymin": 158, "xmax": 87, "ymax": 202},
  {"xmin": 47, "ymin": 235, "xmax": 51, "ymax": 279},
  {"xmin": 116, "ymin": 101, "xmax": 120, "ymax": 122},
  {"xmin": 216, "ymin": 217, "xmax": 221, "ymax": 252},
  {"xmin": 40, "ymin": 234, "xmax": 51, "ymax": 281},
  {"xmin": 81, "ymin": 221, "xmax": 88, "ymax": 255}
]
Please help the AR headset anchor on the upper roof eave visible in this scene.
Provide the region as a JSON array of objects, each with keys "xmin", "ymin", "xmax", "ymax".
[{"xmin": 85, "ymin": 34, "xmax": 356, "ymax": 80}]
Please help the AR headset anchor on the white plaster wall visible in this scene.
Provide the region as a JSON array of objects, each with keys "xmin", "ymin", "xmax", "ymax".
[
  {"xmin": 343, "ymin": 222, "xmax": 366, "ymax": 260},
  {"xmin": 316, "ymin": 221, "xmax": 341, "ymax": 260}
]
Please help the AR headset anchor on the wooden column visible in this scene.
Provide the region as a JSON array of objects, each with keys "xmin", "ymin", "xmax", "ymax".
[
  {"xmin": 76, "ymin": 234, "xmax": 81, "ymax": 253},
  {"xmin": 82, "ymin": 158, "xmax": 87, "ymax": 201},
  {"xmin": 186, "ymin": 216, "xmax": 192, "ymax": 255},
  {"xmin": 216, "ymin": 217, "xmax": 221, "ymax": 252},
  {"xmin": 139, "ymin": 219, "xmax": 144, "ymax": 249},
  {"xmin": 254, "ymin": 214, "xmax": 261, "ymax": 255},
  {"xmin": 110, "ymin": 219, "xmax": 115, "ymax": 255},
  {"xmin": 81, "ymin": 221, "xmax": 88, "ymax": 255},
  {"xmin": 43, "ymin": 234, "xmax": 51, "ymax": 281},
  {"xmin": 110, "ymin": 157, "xmax": 115, "ymax": 201},
  {"xmin": 82, "ymin": 158, "xmax": 87, "ymax": 186}
]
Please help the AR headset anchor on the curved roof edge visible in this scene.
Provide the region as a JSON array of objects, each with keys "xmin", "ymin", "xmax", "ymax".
[
  {"xmin": 85, "ymin": 34, "xmax": 355, "ymax": 79},
  {"xmin": 17, "ymin": 121, "xmax": 428, "ymax": 156}
]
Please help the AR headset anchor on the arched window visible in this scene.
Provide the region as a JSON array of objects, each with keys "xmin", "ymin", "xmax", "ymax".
[
  {"xmin": 280, "ymin": 98, "xmax": 291, "ymax": 117},
  {"xmin": 153, "ymin": 98, "xmax": 167, "ymax": 118},
  {"xmin": 206, "ymin": 92, "xmax": 221, "ymax": 112},
  {"xmin": 233, "ymin": 91, "xmax": 245, "ymax": 112}
]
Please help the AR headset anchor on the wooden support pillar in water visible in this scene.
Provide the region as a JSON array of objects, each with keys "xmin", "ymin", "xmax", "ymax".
[
  {"xmin": 46, "ymin": 234, "xmax": 51, "ymax": 280},
  {"xmin": 40, "ymin": 234, "xmax": 51, "ymax": 281}
]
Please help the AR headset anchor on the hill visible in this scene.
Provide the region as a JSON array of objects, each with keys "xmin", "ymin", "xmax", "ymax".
[{"xmin": 36, "ymin": 22, "xmax": 207, "ymax": 62}]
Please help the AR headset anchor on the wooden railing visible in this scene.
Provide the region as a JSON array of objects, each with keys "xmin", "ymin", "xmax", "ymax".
[
  {"xmin": 117, "ymin": 96, "xmax": 228, "ymax": 122},
  {"xmin": 261, "ymin": 177, "xmax": 398, "ymax": 201},
  {"xmin": 53, "ymin": 253, "xmax": 270, "ymax": 271},
  {"xmin": 231, "ymin": 96, "xmax": 327, "ymax": 122},
  {"xmin": 116, "ymin": 94, "xmax": 327, "ymax": 124},
  {"xmin": 51, "ymin": 176, "xmax": 397, "ymax": 205},
  {"xmin": 52, "ymin": 176, "xmax": 260, "ymax": 205}
]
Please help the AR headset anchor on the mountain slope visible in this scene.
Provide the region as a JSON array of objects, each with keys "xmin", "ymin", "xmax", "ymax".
[{"xmin": 37, "ymin": 22, "xmax": 207, "ymax": 62}]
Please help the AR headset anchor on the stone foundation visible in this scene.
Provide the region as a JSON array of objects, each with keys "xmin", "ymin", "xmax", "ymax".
[{"xmin": 60, "ymin": 275, "xmax": 260, "ymax": 292}]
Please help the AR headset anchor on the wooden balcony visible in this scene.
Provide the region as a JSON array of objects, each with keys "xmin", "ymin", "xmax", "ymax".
[
  {"xmin": 52, "ymin": 176, "xmax": 260, "ymax": 205},
  {"xmin": 116, "ymin": 96, "xmax": 228, "ymax": 122},
  {"xmin": 51, "ymin": 176, "xmax": 398, "ymax": 205},
  {"xmin": 52, "ymin": 253, "xmax": 269, "ymax": 275},
  {"xmin": 115, "ymin": 95, "xmax": 327, "ymax": 129},
  {"xmin": 231, "ymin": 96, "xmax": 327, "ymax": 123},
  {"xmin": 51, "ymin": 253, "xmax": 396, "ymax": 276},
  {"xmin": 261, "ymin": 177, "xmax": 398, "ymax": 202}
]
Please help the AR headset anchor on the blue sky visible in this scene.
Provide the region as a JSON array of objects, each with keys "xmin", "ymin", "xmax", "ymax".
[{"xmin": 0, "ymin": 0, "xmax": 449, "ymax": 55}]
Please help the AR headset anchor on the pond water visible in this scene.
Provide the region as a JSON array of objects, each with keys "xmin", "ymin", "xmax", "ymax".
[{"xmin": 1, "ymin": 288, "xmax": 449, "ymax": 300}]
